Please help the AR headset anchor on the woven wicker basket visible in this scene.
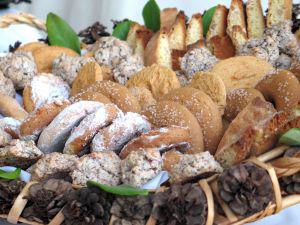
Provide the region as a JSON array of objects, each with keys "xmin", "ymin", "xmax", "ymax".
[{"xmin": 0, "ymin": 13, "xmax": 300, "ymax": 225}]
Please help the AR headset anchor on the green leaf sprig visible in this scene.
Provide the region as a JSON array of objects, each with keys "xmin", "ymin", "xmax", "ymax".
[
  {"xmin": 202, "ymin": 6, "xmax": 217, "ymax": 37},
  {"xmin": 0, "ymin": 168, "xmax": 21, "ymax": 180},
  {"xmin": 87, "ymin": 180, "xmax": 149, "ymax": 196},
  {"xmin": 46, "ymin": 12, "xmax": 81, "ymax": 54},
  {"xmin": 112, "ymin": 20, "xmax": 134, "ymax": 40},
  {"xmin": 142, "ymin": 0, "xmax": 161, "ymax": 32},
  {"xmin": 279, "ymin": 128, "xmax": 300, "ymax": 146}
]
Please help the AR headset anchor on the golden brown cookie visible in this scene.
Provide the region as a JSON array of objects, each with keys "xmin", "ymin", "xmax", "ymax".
[
  {"xmin": 16, "ymin": 42, "xmax": 47, "ymax": 53},
  {"xmin": 119, "ymin": 126, "xmax": 192, "ymax": 159},
  {"xmin": 128, "ymin": 86, "xmax": 156, "ymax": 110},
  {"xmin": 20, "ymin": 100, "xmax": 70, "ymax": 139},
  {"xmin": 71, "ymin": 61, "xmax": 103, "ymax": 96},
  {"xmin": 0, "ymin": 94, "xmax": 28, "ymax": 121},
  {"xmin": 189, "ymin": 71, "xmax": 226, "ymax": 115},
  {"xmin": 125, "ymin": 64, "xmax": 181, "ymax": 99},
  {"xmin": 142, "ymin": 100, "xmax": 204, "ymax": 153},
  {"xmin": 224, "ymin": 88, "xmax": 265, "ymax": 121},
  {"xmin": 162, "ymin": 87, "xmax": 223, "ymax": 154},
  {"xmin": 71, "ymin": 90, "xmax": 112, "ymax": 105},
  {"xmin": 210, "ymin": 56, "xmax": 274, "ymax": 90},
  {"xmin": 84, "ymin": 80, "xmax": 141, "ymax": 113},
  {"xmin": 33, "ymin": 46, "xmax": 78, "ymax": 73},
  {"xmin": 255, "ymin": 70, "xmax": 300, "ymax": 111}
]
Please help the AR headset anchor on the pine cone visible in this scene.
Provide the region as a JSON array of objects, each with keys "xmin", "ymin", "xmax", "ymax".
[
  {"xmin": 279, "ymin": 147, "xmax": 300, "ymax": 194},
  {"xmin": 0, "ymin": 179, "xmax": 25, "ymax": 214},
  {"xmin": 152, "ymin": 183, "xmax": 208, "ymax": 225},
  {"xmin": 292, "ymin": 4, "xmax": 300, "ymax": 33},
  {"xmin": 78, "ymin": 22, "xmax": 110, "ymax": 44},
  {"xmin": 63, "ymin": 186, "xmax": 114, "ymax": 225},
  {"xmin": 218, "ymin": 162, "xmax": 275, "ymax": 216},
  {"xmin": 22, "ymin": 179, "xmax": 72, "ymax": 223},
  {"xmin": 110, "ymin": 195, "xmax": 152, "ymax": 225}
]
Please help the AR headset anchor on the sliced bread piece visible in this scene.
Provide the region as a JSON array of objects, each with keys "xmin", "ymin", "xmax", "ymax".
[
  {"xmin": 227, "ymin": 0, "xmax": 247, "ymax": 38},
  {"xmin": 144, "ymin": 28, "xmax": 172, "ymax": 67},
  {"xmin": 246, "ymin": 0, "xmax": 265, "ymax": 39},
  {"xmin": 186, "ymin": 13, "xmax": 203, "ymax": 46},
  {"xmin": 168, "ymin": 11, "xmax": 187, "ymax": 51},
  {"xmin": 209, "ymin": 35, "xmax": 236, "ymax": 59},
  {"xmin": 126, "ymin": 23, "xmax": 145, "ymax": 49},
  {"xmin": 206, "ymin": 5, "xmax": 228, "ymax": 42},
  {"xmin": 267, "ymin": 0, "xmax": 292, "ymax": 27},
  {"xmin": 160, "ymin": 8, "xmax": 179, "ymax": 30},
  {"xmin": 231, "ymin": 25, "xmax": 248, "ymax": 49},
  {"xmin": 134, "ymin": 29, "xmax": 153, "ymax": 59}
]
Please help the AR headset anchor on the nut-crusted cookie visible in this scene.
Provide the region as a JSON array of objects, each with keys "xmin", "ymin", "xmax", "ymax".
[
  {"xmin": 23, "ymin": 73, "xmax": 70, "ymax": 113},
  {"xmin": 142, "ymin": 100, "xmax": 204, "ymax": 153},
  {"xmin": 162, "ymin": 87, "xmax": 223, "ymax": 154},
  {"xmin": 119, "ymin": 126, "xmax": 192, "ymax": 159},
  {"xmin": 92, "ymin": 112, "xmax": 151, "ymax": 153},
  {"xmin": 0, "ymin": 71, "xmax": 15, "ymax": 98},
  {"xmin": 189, "ymin": 72, "xmax": 227, "ymax": 115},
  {"xmin": 71, "ymin": 151, "xmax": 121, "ymax": 186},
  {"xmin": 71, "ymin": 61, "xmax": 103, "ymax": 96},
  {"xmin": 64, "ymin": 104, "xmax": 123, "ymax": 155},
  {"xmin": 83, "ymin": 80, "xmax": 141, "ymax": 113},
  {"xmin": 0, "ymin": 139, "xmax": 43, "ymax": 169},
  {"xmin": 125, "ymin": 64, "xmax": 180, "ymax": 99},
  {"xmin": 30, "ymin": 152, "xmax": 78, "ymax": 181},
  {"xmin": 37, "ymin": 101, "xmax": 102, "ymax": 154},
  {"xmin": 20, "ymin": 100, "xmax": 71, "ymax": 140},
  {"xmin": 128, "ymin": 86, "xmax": 156, "ymax": 110},
  {"xmin": 121, "ymin": 148, "xmax": 162, "ymax": 187}
]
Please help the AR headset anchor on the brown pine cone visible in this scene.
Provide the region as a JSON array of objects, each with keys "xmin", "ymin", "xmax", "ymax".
[
  {"xmin": 218, "ymin": 162, "xmax": 275, "ymax": 216},
  {"xmin": 279, "ymin": 147, "xmax": 300, "ymax": 194},
  {"xmin": 63, "ymin": 186, "xmax": 114, "ymax": 225},
  {"xmin": 110, "ymin": 195, "xmax": 152, "ymax": 225},
  {"xmin": 152, "ymin": 183, "xmax": 207, "ymax": 225},
  {"xmin": 22, "ymin": 179, "xmax": 72, "ymax": 223},
  {"xmin": 0, "ymin": 179, "xmax": 26, "ymax": 214}
]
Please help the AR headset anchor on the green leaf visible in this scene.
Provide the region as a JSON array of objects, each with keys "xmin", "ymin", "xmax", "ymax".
[
  {"xmin": 0, "ymin": 168, "xmax": 21, "ymax": 180},
  {"xmin": 202, "ymin": 6, "xmax": 217, "ymax": 37},
  {"xmin": 87, "ymin": 180, "xmax": 149, "ymax": 196},
  {"xmin": 112, "ymin": 20, "xmax": 134, "ymax": 41},
  {"xmin": 142, "ymin": 0, "xmax": 160, "ymax": 32},
  {"xmin": 46, "ymin": 12, "xmax": 81, "ymax": 54},
  {"xmin": 279, "ymin": 128, "xmax": 300, "ymax": 146}
]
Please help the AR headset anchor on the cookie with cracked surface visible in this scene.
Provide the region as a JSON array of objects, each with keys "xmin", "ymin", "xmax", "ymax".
[{"xmin": 128, "ymin": 86, "xmax": 156, "ymax": 110}]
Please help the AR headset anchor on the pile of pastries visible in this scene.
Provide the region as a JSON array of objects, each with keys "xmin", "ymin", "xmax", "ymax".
[{"xmin": 0, "ymin": 0, "xmax": 299, "ymax": 224}]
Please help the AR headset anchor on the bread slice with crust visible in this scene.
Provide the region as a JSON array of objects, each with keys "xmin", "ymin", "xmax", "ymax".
[
  {"xmin": 168, "ymin": 11, "xmax": 187, "ymax": 51},
  {"xmin": 267, "ymin": 0, "xmax": 292, "ymax": 27},
  {"xmin": 246, "ymin": 0, "xmax": 265, "ymax": 39},
  {"xmin": 160, "ymin": 8, "xmax": 178, "ymax": 30},
  {"xmin": 209, "ymin": 35, "xmax": 236, "ymax": 59},
  {"xmin": 126, "ymin": 23, "xmax": 144, "ymax": 49},
  {"xmin": 231, "ymin": 25, "xmax": 248, "ymax": 49},
  {"xmin": 227, "ymin": 0, "xmax": 247, "ymax": 38},
  {"xmin": 144, "ymin": 28, "xmax": 172, "ymax": 67},
  {"xmin": 206, "ymin": 5, "xmax": 228, "ymax": 42},
  {"xmin": 186, "ymin": 13, "xmax": 203, "ymax": 46}
]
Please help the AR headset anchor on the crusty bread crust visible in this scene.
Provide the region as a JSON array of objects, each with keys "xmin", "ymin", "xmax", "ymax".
[
  {"xmin": 246, "ymin": 0, "xmax": 265, "ymax": 39},
  {"xmin": 168, "ymin": 11, "xmax": 187, "ymax": 51},
  {"xmin": 206, "ymin": 5, "xmax": 228, "ymax": 42},
  {"xmin": 227, "ymin": 0, "xmax": 247, "ymax": 38},
  {"xmin": 267, "ymin": 0, "xmax": 292, "ymax": 27},
  {"xmin": 160, "ymin": 7, "xmax": 179, "ymax": 31},
  {"xmin": 186, "ymin": 13, "xmax": 203, "ymax": 46}
]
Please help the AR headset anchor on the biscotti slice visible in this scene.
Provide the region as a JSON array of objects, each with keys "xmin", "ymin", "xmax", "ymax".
[
  {"xmin": 20, "ymin": 100, "xmax": 71, "ymax": 140},
  {"xmin": 160, "ymin": 7, "xmax": 179, "ymax": 30},
  {"xmin": 186, "ymin": 13, "xmax": 203, "ymax": 47},
  {"xmin": 144, "ymin": 28, "xmax": 172, "ymax": 67},
  {"xmin": 37, "ymin": 101, "xmax": 102, "ymax": 154},
  {"xmin": 168, "ymin": 11, "xmax": 187, "ymax": 51},
  {"xmin": 0, "ymin": 140, "xmax": 43, "ymax": 169},
  {"xmin": 134, "ymin": 29, "xmax": 153, "ymax": 59},
  {"xmin": 63, "ymin": 104, "xmax": 123, "ymax": 155},
  {"xmin": 267, "ymin": 0, "xmax": 292, "ymax": 27},
  {"xmin": 227, "ymin": 0, "xmax": 247, "ymax": 38},
  {"xmin": 231, "ymin": 25, "xmax": 248, "ymax": 49},
  {"xmin": 246, "ymin": 0, "xmax": 265, "ymax": 39},
  {"xmin": 127, "ymin": 23, "xmax": 145, "ymax": 49},
  {"xmin": 209, "ymin": 35, "xmax": 236, "ymax": 59},
  {"xmin": 206, "ymin": 5, "xmax": 228, "ymax": 42}
]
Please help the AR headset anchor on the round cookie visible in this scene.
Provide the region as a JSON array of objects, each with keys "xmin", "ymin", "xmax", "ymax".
[
  {"xmin": 162, "ymin": 87, "xmax": 223, "ymax": 154},
  {"xmin": 71, "ymin": 90, "xmax": 112, "ymax": 104},
  {"xmin": 224, "ymin": 88, "xmax": 265, "ymax": 121},
  {"xmin": 128, "ymin": 86, "xmax": 156, "ymax": 110},
  {"xmin": 16, "ymin": 42, "xmax": 47, "ymax": 53},
  {"xmin": 210, "ymin": 56, "xmax": 274, "ymax": 90},
  {"xmin": 84, "ymin": 80, "xmax": 141, "ymax": 113},
  {"xmin": 142, "ymin": 100, "xmax": 204, "ymax": 153},
  {"xmin": 125, "ymin": 64, "xmax": 181, "ymax": 99},
  {"xmin": 255, "ymin": 70, "xmax": 300, "ymax": 111},
  {"xmin": 189, "ymin": 72, "xmax": 226, "ymax": 114}
]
